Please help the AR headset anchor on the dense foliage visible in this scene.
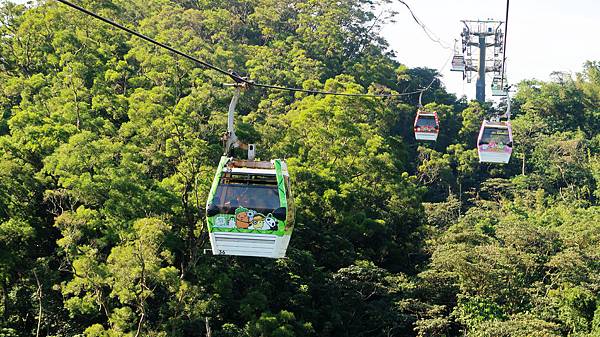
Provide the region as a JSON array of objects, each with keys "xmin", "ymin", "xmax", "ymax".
[{"xmin": 0, "ymin": 0, "xmax": 599, "ymax": 336}]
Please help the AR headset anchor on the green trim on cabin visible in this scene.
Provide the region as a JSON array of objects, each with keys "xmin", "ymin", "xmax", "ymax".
[
  {"xmin": 207, "ymin": 156, "xmax": 228, "ymax": 205},
  {"xmin": 274, "ymin": 159, "xmax": 287, "ymax": 209}
]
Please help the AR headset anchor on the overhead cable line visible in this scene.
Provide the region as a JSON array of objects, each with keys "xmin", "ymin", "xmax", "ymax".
[
  {"xmin": 55, "ymin": 0, "xmax": 442, "ymax": 99},
  {"xmin": 417, "ymin": 53, "xmax": 454, "ymax": 107},
  {"xmin": 397, "ymin": 0, "xmax": 452, "ymax": 50},
  {"xmin": 56, "ymin": 0, "xmax": 230, "ymax": 78},
  {"xmin": 500, "ymin": 0, "xmax": 510, "ymax": 89}
]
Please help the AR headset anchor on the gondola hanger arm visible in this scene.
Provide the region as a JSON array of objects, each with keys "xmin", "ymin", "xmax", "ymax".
[
  {"xmin": 505, "ymin": 88, "xmax": 512, "ymax": 120},
  {"xmin": 223, "ymin": 82, "xmax": 255, "ymax": 159}
]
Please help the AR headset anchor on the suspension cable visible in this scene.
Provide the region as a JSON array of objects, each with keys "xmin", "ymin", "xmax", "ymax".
[
  {"xmin": 417, "ymin": 53, "xmax": 452, "ymax": 107},
  {"xmin": 55, "ymin": 0, "xmax": 234, "ymax": 79},
  {"xmin": 397, "ymin": 0, "xmax": 452, "ymax": 50},
  {"xmin": 500, "ymin": 0, "xmax": 510, "ymax": 89},
  {"xmin": 55, "ymin": 0, "xmax": 443, "ymax": 99}
]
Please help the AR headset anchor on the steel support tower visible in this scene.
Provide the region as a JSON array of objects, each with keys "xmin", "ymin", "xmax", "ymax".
[{"xmin": 455, "ymin": 20, "xmax": 504, "ymax": 103}]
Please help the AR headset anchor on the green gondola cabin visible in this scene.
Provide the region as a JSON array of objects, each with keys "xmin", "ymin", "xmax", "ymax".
[{"xmin": 206, "ymin": 157, "xmax": 294, "ymax": 258}]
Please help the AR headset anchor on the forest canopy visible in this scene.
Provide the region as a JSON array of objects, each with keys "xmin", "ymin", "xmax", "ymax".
[{"xmin": 0, "ymin": 0, "xmax": 599, "ymax": 336}]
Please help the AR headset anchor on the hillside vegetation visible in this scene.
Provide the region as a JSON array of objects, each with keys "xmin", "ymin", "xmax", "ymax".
[{"xmin": 1, "ymin": 0, "xmax": 599, "ymax": 336}]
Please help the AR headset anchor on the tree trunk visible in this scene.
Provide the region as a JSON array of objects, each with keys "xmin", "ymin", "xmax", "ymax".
[
  {"xmin": 2, "ymin": 279, "xmax": 8, "ymax": 320},
  {"xmin": 458, "ymin": 180, "xmax": 463, "ymax": 217},
  {"xmin": 205, "ymin": 317, "xmax": 212, "ymax": 337},
  {"xmin": 33, "ymin": 271, "xmax": 43, "ymax": 337},
  {"xmin": 135, "ymin": 312, "xmax": 145, "ymax": 337}
]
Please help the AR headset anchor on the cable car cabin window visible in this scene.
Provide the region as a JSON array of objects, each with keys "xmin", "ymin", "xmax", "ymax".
[
  {"xmin": 214, "ymin": 173, "xmax": 280, "ymax": 214},
  {"xmin": 415, "ymin": 115, "xmax": 438, "ymax": 128},
  {"xmin": 480, "ymin": 127, "xmax": 510, "ymax": 145}
]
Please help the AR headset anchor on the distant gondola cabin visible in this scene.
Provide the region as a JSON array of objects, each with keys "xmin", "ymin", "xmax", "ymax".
[
  {"xmin": 451, "ymin": 55, "xmax": 466, "ymax": 72},
  {"xmin": 414, "ymin": 110, "xmax": 440, "ymax": 141},
  {"xmin": 477, "ymin": 120, "xmax": 513, "ymax": 163},
  {"xmin": 491, "ymin": 76, "xmax": 506, "ymax": 96}
]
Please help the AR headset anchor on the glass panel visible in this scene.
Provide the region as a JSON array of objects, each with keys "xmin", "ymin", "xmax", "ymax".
[
  {"xmin": 416, "ymin": 115, "xmax": 437, "ymax": 128},
  {"xmin": 213, "ymin": 173, "xmax": 280, "ymax": 214},
  {"xmin": 480, "ymin": 127, "xmax": 510, "ymax": 145}
]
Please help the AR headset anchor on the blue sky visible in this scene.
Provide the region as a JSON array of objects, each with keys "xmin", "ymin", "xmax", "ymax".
[{"xmin": 380, "ymin": 0, "xmax": 600, "ymax": 100}]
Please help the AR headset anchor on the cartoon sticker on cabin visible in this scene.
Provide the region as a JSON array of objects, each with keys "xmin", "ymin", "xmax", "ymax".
[
  {"xmin": 235, "ymin": 207, "xmax": 251, "ymax": 229},
  {"xmin": 210, "ymin": 207, "xmax": 279, "ymax": 231},
  {"xmin": 227, "ymin": 207, "xmax": 278, "ymax": 231},
  {"xmin": 482, "ymin": 142, "xmax": 509, "ymax": 152},
  {"xmin": 250, "ymin": 213, "xmax": 265, "ymax": 230},
  {"xmin": 213, "ymin": 215, "xmax": 236, "ymax": 228},
  {"xmin": 214, "ymin": 216, "xmax": 226, "ymax": 227},
  {"xmin": 264, "ymin": 214, "xmax": 279, "ymax": 231}
]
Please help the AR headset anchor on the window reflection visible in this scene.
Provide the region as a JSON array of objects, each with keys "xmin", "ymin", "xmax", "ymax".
[
  {"xmin": 214, "ymin": 173, "xmax": 280, "ymax": 214},
  {"xmin": 416, "ymin": 115, "xmax": 437, "ymax": 128},
  {"xmin": 481, "ymin": 127, "xmax": 510, "ymax": 145}
]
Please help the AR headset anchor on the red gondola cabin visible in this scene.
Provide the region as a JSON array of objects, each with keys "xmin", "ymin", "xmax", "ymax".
[{"xmin": 414, "ymin": 110, "xmax": 440, "ymax": 141}]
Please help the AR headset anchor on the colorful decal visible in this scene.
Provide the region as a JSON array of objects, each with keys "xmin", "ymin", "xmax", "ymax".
[
  {"xmin": 263, "ymin": 214, "xmax": 278, "ymax": 231},
  {"xmin": 213, "ymin": 215, "xmax": 236, "ymax": 228},
  {"xmin": 480, "ymin": 142, "xmax": 511, "ymax": 153},
  {"xmin": 211, "ymin": 206, "xmax": 280, "ymax": 232},
  {"xmin": 415, "ymin": 126, "xmax": 436, "ymax": 132},
  {"xmin": 235, "ymin": 207, "xmax": 251, "ymax": 229}
]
